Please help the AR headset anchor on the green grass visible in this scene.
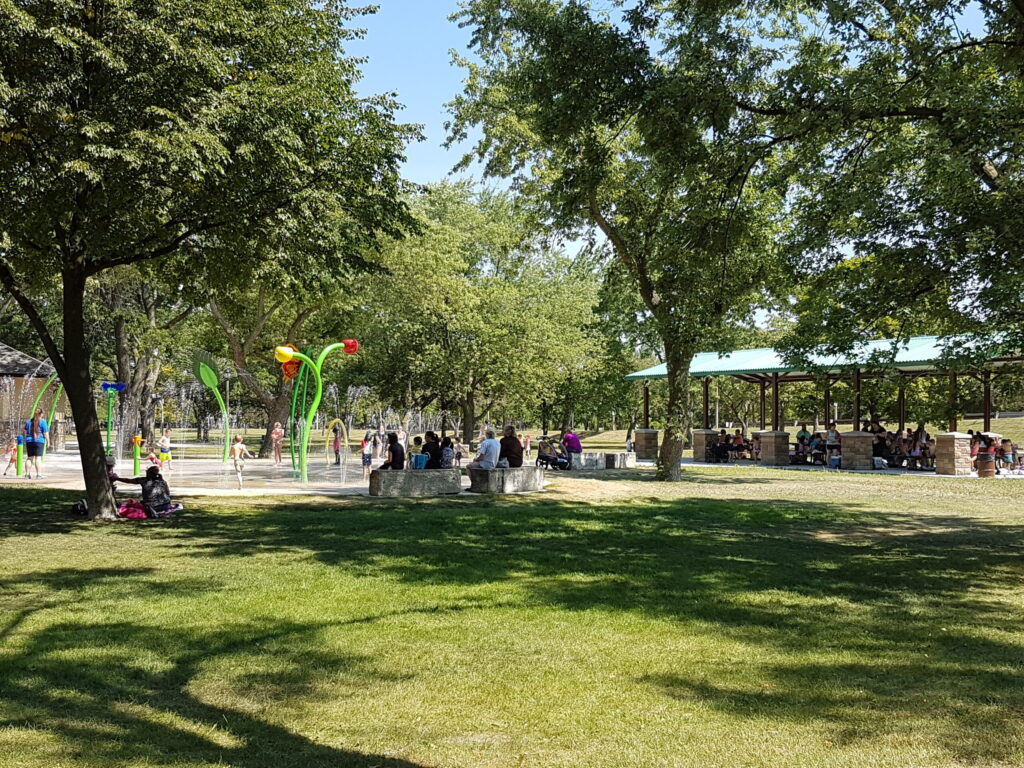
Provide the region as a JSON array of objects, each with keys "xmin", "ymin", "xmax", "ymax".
[{"xmin": 2, "ymin": 468, "xmax": 1024, "ymax": 767}]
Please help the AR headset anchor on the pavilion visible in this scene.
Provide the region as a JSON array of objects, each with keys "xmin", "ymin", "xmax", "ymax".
[
  {"xmin": 0, "ymin": 343, "xmax": 66, "ymax": 444},
  {"xmin": 626, "ymin": 335, "xmax": 1022, "ymax": 435}
]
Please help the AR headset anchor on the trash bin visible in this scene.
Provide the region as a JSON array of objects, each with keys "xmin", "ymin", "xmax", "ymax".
[{"xmin": 977, "ymin": 453, "xmax": 996, "ymax": 478}]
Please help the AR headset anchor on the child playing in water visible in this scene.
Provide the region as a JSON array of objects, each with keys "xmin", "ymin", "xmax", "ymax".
[
  {"xmin": 271, "ymin": 422, "xmax": 285, "ymax": 466},
  {"xmin": 3, "ymin": 438, "xmax": 16, "ymax": 476},
  {"xmin": 157, "ymin": 429, "xmax": 173, "ymax": 470},
  {"xmin": 361, "ymin": 438, "xmax": 373, "ymax": 480},
  {"xmin": 229, "ymin": 435, "xmax": 255, "ymax": 490}
]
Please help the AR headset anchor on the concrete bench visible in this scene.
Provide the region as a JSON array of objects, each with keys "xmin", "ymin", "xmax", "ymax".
[
  {"xmin": 604, "ymin": 452, "xmax": 637, "ymax": 469},
  {"xmin": 368, "ymin": 469, "xmax": 462, "ymax": 497},
  {"xmin": 467, "ymin": 466, "xmax": 545, "ymax": 493},
  {"xmin": 569, "ymin": 452, "xmax": 637, "ymax": 470},
  {"xmin": 572, "ymin": 451, "xmax": 607, "ymax": 470}
]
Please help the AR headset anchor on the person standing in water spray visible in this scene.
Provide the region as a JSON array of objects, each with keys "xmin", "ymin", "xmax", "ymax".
[
  {"xmin": 157, "ymin": 429, "xmax": 173, "ymax": 471},
  {"xmin": 270, "ymin": 421, "xmax": 285, "ymax": 466}
]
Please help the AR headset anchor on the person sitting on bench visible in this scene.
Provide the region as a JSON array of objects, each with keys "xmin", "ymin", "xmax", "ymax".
[
  {"xmin": 499, "ymin": 426, "xmax": 524, "ymax": 468},
  {"xmin": 469, "ymin": 429, "xmax": 501, "ymax": 469}
]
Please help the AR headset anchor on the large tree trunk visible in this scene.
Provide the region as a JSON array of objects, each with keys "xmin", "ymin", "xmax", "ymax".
[
  {"xmin": 461, "ymin": 392, "xmax": 476, "ymax": 443},
  {"xmin": 259, "ymin": 397, "xmax": 291, "ymax": 458},
  {"xmin": 657, "ymin": 338, "xmax": 694, "ymax": 482},
  {"xmin": 64, "ymin": 272, "xmax": 117, "ymax": 519},
  {"xmin": 559, "ymin": 400, "xmax": 573, "ymax": 435}
]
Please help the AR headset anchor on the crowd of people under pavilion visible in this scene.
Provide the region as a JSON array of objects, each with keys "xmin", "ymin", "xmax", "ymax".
[
  {"xmin": 701, "ymin": 422, "xmax": 1021, "ymax": 473},
  {"xmin": 627, "ymin": 335, "xmax": 1024, "ymax": 475}
]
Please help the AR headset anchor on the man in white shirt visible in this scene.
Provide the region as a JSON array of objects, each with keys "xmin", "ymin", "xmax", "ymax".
[{"xmin": 469, "ymin": 428, "xmax": 501, "ymax": 469}]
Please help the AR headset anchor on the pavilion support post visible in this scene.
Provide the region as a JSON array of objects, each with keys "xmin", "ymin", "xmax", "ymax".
[
  {"xmin": 759, "ymin": 380, "xmax": 766, "ymax": 431},
  {"xmin": 824, "ymin": 379, "xmax": 831, "ymax": 428},
  {"xmin": 702, "ymin": 378, "xmax": 710, "ymax": 430},
  {"xmin": 772, "ymin": 372, "xmax": 781, "ymax": 431},
  {"xmin": 852, "ymin": 368, "xmax": 862, "ymax": 428},
  {"xmin": 897, "ymin": 382, "xmax": 907, "ymax": 433},
  {"xmin": 949, "ymin": 373, "xmax": 959, "ymax": 432},
  {"xmin": 643, "ymin": 381, "xmax": 650, "ymax": 430},
  {"xmin": 983, "ymin": 371, "xmax": 992, "ymax": 433}
]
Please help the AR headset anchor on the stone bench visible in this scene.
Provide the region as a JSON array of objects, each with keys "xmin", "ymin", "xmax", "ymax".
[
  {"xmin": 604, "ymin": 452, "xmax": 637, "ymax": 469},
  {"xmin": 368, "ymin": 469, "xmax": 462, "ymax": 497},
  {"xmin": 572, "ymin": 451, "xmax": 607, "ymax": 470},
  {"xmin": 467, "ymin": 466, "xmax": 545, "ymax": 493},
  {"xmin": 569, "ymin": 451, "xmax": 636, "ymax": 470}
]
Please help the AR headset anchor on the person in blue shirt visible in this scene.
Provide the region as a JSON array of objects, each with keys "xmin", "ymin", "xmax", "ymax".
[{"xmin": 24, "ymin": 408, "xmax": 49, "ymax": 479}]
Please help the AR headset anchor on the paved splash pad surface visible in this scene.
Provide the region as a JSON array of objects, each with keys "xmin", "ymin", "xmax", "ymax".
[{"xmin": 0, "ymin": 444, "xmax": 383, "ymax": 496}]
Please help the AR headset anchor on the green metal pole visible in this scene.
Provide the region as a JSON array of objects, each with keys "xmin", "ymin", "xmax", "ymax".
[
  {"xmin": 106, "ymin": 391, "xmax": 115, "ymax": 454},
  {"xmin": 208, "ymin": 386, "xmax": 230, "ymax": 463},
  {"xmin": 44, "ymin": 383, "xmax": 63, "ymax": 462},
  {"xmin": 133, "ymin": 438, "xmax": 141, "ymax": 476},
  {"xmin": 28, "ymin": 373, "xmax": 58, "ymax": 462},
  {"xmin": 16, "ymin": 439, "xmax": 23, "ymax": 477},
  {"xmin": 293, "ymin": 343, "xmax": 347, "ymax": 484},
  {"xmin": 288, "ymin": 353, "xmax": 317, "ymax": 483},
  {"xmin": 289, "ymin": 361, "xmax": 307, "ymax": 471}
]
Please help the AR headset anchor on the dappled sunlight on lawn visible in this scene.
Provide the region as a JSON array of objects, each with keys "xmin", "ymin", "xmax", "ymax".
[{"xmin": 1, "ymin": 469, "xmax": 1024, "ymax": 767}]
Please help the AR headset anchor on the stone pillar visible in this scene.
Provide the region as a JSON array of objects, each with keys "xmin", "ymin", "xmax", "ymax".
[
  {"xmin": 935, "ymin": 432, "xmax": 972, "ymax": 476},
  {"xmin": 841, "ymin": 431, "xmax": 874, "ymax": 471},
  {"xmin": 757, "ymin": 430, "xmax": 790, "ymax": 467},
  {"xmin": 691, "ymin": 429, "xmax": 717, "ymax": 462},
  {"xmin": 634, "ymin": 429, "xmax": 659, "ymax": 460}
]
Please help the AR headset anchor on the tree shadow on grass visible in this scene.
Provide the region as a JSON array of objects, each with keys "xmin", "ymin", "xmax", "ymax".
[
  {"xmin": 5, "ymin": 487, "xmax": 1024, "ymax": 762},
  {"xmin": 0, "ymin": 564, "xmax": 445, "ymax": 766},
  {"xmin": 557, "ymin": 467, "xmax": 782, "ymax": 485},
  {"xmin": 114, "ymin": 492, "xmax": 1024, "ymax": 763},
  {"xmin": 0, "ymin": 487, "xmax": 84, "ymax": 538}
]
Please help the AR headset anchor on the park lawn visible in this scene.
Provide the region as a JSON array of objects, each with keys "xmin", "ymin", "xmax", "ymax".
[{"xmin": 1, "ymin": 468, "xmax": 1023, "ymax": 768}]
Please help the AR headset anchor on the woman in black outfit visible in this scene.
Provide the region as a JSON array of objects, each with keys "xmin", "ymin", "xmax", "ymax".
[
  {"xmin": 380, "ymin": 432, "xmax": 406, "ymax": 470},
  {"xmin": 421, "ymin": 431, "xmax": 443, "ymax": 469}
]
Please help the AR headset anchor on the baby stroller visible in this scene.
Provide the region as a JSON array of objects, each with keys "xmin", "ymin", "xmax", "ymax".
[{"xmin": 536, "ymin": 437, "xmax": 571, "ymax": 470}]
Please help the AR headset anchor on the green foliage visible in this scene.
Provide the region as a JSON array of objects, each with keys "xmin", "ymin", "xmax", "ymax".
[
  {"xmin": 350, "ymin": 181, "xmax": 596, "ymax": 435},
  {"xmin": 449, "ymin": 0, "xmax": 788, "ymax": 476},
  {"xmin": 0, "ymin": 0, "xmax": 415, "ymax": 515},
  {"xmin": 736, "ymin": 0, "xmax": 1024, "ymax": 361}
]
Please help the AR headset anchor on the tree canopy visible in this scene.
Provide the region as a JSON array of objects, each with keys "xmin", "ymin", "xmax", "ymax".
[
  {"xmin": 0, "ymin": 0, "xmax": 414, "ymax": 515},
  {"xmin": 448, "ymin": 0, "xmax": 786, "ymax": 477}
]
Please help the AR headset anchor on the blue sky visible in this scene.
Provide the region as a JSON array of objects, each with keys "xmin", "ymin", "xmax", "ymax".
[
  {"xmin": 346, "ymin": 0, "xmax": 989, "ymax": 186},
  {"xmin": 346, "ymin": 1, "xmax": 476, "ymax": 185}
]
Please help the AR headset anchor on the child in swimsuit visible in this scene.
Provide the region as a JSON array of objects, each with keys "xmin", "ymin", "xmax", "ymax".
[{"xmin": 229, "ymin": 435, "xmax": 255, "ymax": 490}]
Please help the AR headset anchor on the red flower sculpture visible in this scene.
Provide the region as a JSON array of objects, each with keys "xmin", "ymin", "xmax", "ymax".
[
  {"xmin": 342, "ymin": 338, "xmax": 360, "ymax": 354},
  {"xmin": 280, "ymin": 344, "xmax": 301, "ymax": 380}
]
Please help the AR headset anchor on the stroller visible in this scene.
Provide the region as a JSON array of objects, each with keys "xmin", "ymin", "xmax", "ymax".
[{"xmin": 536, "ymin": 437, "xmax": 571, "ymax": 471}]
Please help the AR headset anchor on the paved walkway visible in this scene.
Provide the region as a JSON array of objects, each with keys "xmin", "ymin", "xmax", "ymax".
[
  {"xmin": 1, "ymin": 446, "xmax": 378, "ymax": 496},
  {"xmin": 6, "ymin": 446, "xmax": 1019, "ymax": 497}
]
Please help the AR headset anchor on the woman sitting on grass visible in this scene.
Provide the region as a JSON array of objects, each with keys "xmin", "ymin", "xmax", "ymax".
[{"xmin": 111, "ymin": 465, "xmax": 179, "ymax": 517}]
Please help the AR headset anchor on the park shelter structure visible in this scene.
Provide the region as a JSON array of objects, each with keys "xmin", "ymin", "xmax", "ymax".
[
  {"xmin": 0, "ymin": 343, "xmax": 68, "ymax": 445},
  {"xmin": 626, "ymin": 335, "xmax": 1022, "ymax": 438}
]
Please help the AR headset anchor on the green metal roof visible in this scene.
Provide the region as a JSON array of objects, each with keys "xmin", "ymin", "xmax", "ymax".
[{"xmin": 625, "ymin": 335, "xmax": 1009, "ymax": 380}]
